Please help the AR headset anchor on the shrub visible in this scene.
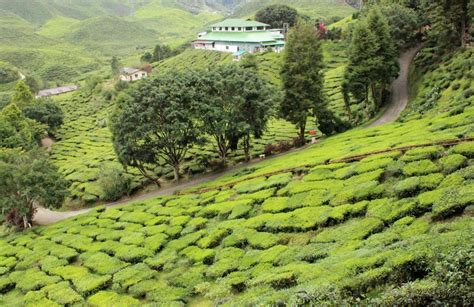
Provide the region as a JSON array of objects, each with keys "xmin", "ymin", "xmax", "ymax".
[
  {"xmin": 451, "ymin": 142, "xmax": 474, "ymax": 158},
  {"xmin": 79, "ymin": 252, "xmax": 128, "ymax": 275},
  {"xmin": 41, "ymin": 281, "xmax": 83, "ymax": 305},
  {"xmin": 144, "ymin": 233, "xmax": 168, "ymax": 252},
  {"xmin": 313, "ymin": 217, "xmax": 384, "ymax": 243},
  {"xmin": 401, "ymin": 146, "xmax": 443, "ymax": 162},
  {"xmin": 180, "ymin": 246, "xmax": 215, "ymax": 264},
  {"xmin": 439, "ymin": 154, "xmax": 467, "ymax": 174},
  {"xmin": 114, "ymin": 245, "xmax": 153, "ymax": 263},
  {"xmin": 367, "ymin": 198, "xmax": 418, "ymax": 223},
  {"xmin": 247, "ymin": 232, "xmax": 280, "ymax": 249},
  {"xmin": 261, "ymin": 197, "xmax": 290, "ymax": 213},
  {"xmin": 9, "ymin": 268, "xmax": 61, "ymax": 292},
  {"xmin": 97, "ymin": 164, "xmax": 132, "ymax": 201},
  {"xmin": 402, "ymin": 160, "xmax": 440, "ymax": 176},
  {"xmin": 88, "ymin": 291, "xmax": 140, "ymax": 306},
  {"xmin": 113, "ymin": 263, "xmax": 154, "ymax": 290},
  {"xmin": 394, "ymin": 177, "xmax": 420, "ymax": 197}
]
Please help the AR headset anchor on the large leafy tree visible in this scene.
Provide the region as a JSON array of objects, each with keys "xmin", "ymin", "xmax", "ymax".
[
  {"xmin": 22, "ymin": 99, "xmax": 64, "ymax": 135},
  {"xmin": 110, "ymin": 72, "xmax": 203, "ymax": 182},
  {"xmin": 280, "ymin": 21, "xmax": 333, "ymax": 140},
  {"xmin": 0, "ymin": 103, "xmax": 45, "ymax": 149},
  {"xmin": 199, "ymin": 64, "xmax": 274, "ymax": 162},
  {"xmin": 255, "ymin": 5, "xmax": 299, "ymax": 29},
  {"xmin": 11, "ymin": 80, "xmax": 34, "ymax": 109},
  {"xmin": 0, "ymin": 148, "xmax": 69, "ymax": 229},
  {"xmin": 379, "ymin": 3, "xmax": 422, "ymax": 50}
]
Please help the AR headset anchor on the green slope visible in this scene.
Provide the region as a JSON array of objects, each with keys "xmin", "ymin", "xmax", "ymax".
[
  {"xmin": 0, "ymin": 47, "xmax": 472, "ymax": 306},
  {"xmin": 235, "ymin": 0, "xmax": 356, "ymax": 20}
]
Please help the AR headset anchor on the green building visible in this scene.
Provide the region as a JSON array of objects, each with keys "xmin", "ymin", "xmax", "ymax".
[{"xmin": 192, "ymin": 19, "xmax": 285, "ymax": 56}]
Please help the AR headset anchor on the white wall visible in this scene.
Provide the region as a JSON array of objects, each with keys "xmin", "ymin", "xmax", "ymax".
[{"xmin": 120, "ymin": 71, "xmax": 148, "ymax": 82}]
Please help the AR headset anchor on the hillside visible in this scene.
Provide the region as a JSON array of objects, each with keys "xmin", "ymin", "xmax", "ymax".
[
  {"xmin": 0, "ymin": 46, "xmax": 472, "ymax": 305},
  {"xmin": 234, "ymin": 0, "xmax": 356, "ymax": 20}
]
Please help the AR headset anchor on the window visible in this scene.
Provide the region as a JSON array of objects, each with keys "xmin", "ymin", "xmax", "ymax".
[
  {"xmin": 238, "ymin": 27, "xmax": 242, "ymax": 31},
  {"xmin": 226, "ymin": 46, "xmax": 229, "ymax": 50},
  {"xmin": 225, "ymin": 27, "xmax": 229, "ymax": 31},
  {"xmin": 245, "ymin": 27, "xmax": 253, "ymax": 31},
  {"xmin": 135, "ymin": 74, "xmax": 138, "ymax": 78},
  {"xmin": 257, "ymin": 26, "xmax": 264, "ymax": 30},
  {"xmin": 219, "ymin": 27, "xmax": 222, "ymax": 31},
  {"xmin": 142, "ymin": 73, "xmax": 146, "ymax": 76},
  {"xmin": 231, "ymin": 27, "xmax": 235, "ymax": 31}
]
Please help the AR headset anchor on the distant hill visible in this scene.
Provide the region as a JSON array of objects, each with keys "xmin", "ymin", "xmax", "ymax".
[
  {"xmin": 234, "ymin": 0, "xmax": 355, "ymax": 20},
  {"xmin": 0, "ymin": 0, "xmax": 355, "ymax": 85}
]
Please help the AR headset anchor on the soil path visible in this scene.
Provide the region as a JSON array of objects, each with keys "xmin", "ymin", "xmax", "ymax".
[
  {"xmin": 369, "ymin": 45, "xmax": 422, "ymax": 127},
  {"xmin": 34, "ymin": 146, "xmax": 311, "ymax": 225},
  {"xmin": 34, "ymin": 48, "xmax": 421, "ymax": 226},
  {"xmin": 41, "ymin": 137, "xmax": 55, "ymax": 152}
]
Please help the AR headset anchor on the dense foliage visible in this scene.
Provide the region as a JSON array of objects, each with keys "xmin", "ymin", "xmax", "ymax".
[
  {"xmin": 110, "ymin": 72, "xmax": 204, "ymax": 182},
  {"xmin": 0, "ymin": 149, "xmax": 69, "ymax": 229},
  {"xmin": 255, "ymin": 5, "xmax": 299, "ymax": 28},
  {"xmin": 281, "ymin": 21, "xmax": 343, "ymax": 140},
  {"xmin": 199, "ymin": 64, "xmax": 275, "ymax": 162},
  {"xmin": 22, "ymin": 99, "xmax": 64, "ymax": 135}
]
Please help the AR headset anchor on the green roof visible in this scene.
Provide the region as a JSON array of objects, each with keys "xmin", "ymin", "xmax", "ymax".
[
  {"xmin": 210, "ymin": 19, "xmax": 269, "ymax": 28},
  {"xmin": 196, "ymin": 31, "xmax": 284, "ymax": 44}
]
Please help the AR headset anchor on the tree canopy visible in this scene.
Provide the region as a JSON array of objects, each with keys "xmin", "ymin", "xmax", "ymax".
[
  {"xmin": 12, "ymin": 80, "xmax": 35, "ymax": 109},
  {"xmin": 110, "ymin": 72, "xmax": 204, "ymax": 182},
  {"xmin": 22, "ymin": 99, "xmax": 64, "ymax": 135},
  {"xmin": 199, "ymin": 64, "xmax": 274, "ymax": 162},
  {"xmin": 255, "ymin": 5, "xmax": 299, "ymax": 29},
  {"xmin": 281, "ymin": 21, "xmax": 343, "ymax": 139},
  {"xmin": 0, "ymin": 148, "xmax": 69, "ymax": 229}
]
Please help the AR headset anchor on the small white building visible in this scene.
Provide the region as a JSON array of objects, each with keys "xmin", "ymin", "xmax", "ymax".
[
  {"xmin": 120, "ymin": 67, "xmax": 148, "ymax": 82},
  {"xmin": 193, "ymin": 19, "xmax": 285, "ymax": 54}
]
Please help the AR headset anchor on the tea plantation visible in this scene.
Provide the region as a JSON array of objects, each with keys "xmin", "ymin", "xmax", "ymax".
[
  {"xmin": 0, "ymin": 135, "xmax": 472, "ymax": 305},
  {"xmin": 51, "ymin": 90, "xmax": 317, "ymax": 205},
  {"xmin": 0, "ymin": 47, "xmax": 473, "ymax": 305}
]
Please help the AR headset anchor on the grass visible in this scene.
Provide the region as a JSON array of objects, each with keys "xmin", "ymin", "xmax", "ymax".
[{"xmin": 0, "ymin": 139, "xmax": 471, "ymax": 304}]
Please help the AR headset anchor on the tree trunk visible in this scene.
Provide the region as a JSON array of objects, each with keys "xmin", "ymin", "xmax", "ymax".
[
  {"xmin": 243, "ymin": 135, "xmax": 251, "ymax": 162},
  {"xmin": 364, "ymin": 86, "xmax": 370, "ymax": 119},
  {"xmin": 379, "ymin": 84, "xmax": 386, "ymax": 106},
  {"xmin": 173, "ymin": 164, "xmax": 180, "ymax": 182},
  {"xmin": 299, "ymin": 123, "xmax": 306, "ymax": 143}
]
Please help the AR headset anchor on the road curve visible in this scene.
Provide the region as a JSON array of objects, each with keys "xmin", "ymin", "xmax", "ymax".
[
  {"xmin": 34, "ymin": 47, "xmax": 422, "ymax": 226},
  {"xmin": 369, "ymin": 45, "xmax": 422, "ymax": 127}
]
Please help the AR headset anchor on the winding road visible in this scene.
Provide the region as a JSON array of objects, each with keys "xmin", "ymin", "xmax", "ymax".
[
  {"xmin": 369, "ymin": 45, "xmax": 422, "ymax": 127},
  {"xmin": 33, "ymin": 47, "xmax": 422, "ymax": 226}
]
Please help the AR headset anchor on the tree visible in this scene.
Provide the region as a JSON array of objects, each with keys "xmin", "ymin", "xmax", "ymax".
[
  {"xmin": 141, "ymin": 51, "xmax": 153, "ymax": 63},
  {"xmin": 366, "ymin": 6, "xmax": 399, "ymax": 106},
  {"xmin": 12, "ymin": 80, "xmax": 34, "ymax": 109},
  {"xmin": 22, "ymin": 99, "xmax": 64, "ymax": 135},
  {"xmin": 379, "ymin": 4, "xmax": 422, "ymax": 50},
  {"xmin": 238, "ymin": 63, "xmax": 274, "ymax": 161},
  {"xmin": 199, "ymin": 64, "xmax": 274, "ymax": 162},
  {"xmin": 111, "ymin": 56, "xmax": 122, "ymax": 78},
  {"xmin": 152, "ymin": 44, "xmax": 174, "ymax": 62},
  {"xmin": 24, "ymin": 75, "xmax": 41, "ymax": 94},
  {"xmin": 0, "ymin": 103, "xmax": 45, "ymax": 149},
  {"xmin": 344, "ymin": 20, "xmax": 380, "ymax": 118},
  {"xmin": 280, "ymin": 21, "xmax": 331, "ymax": 141},
  {"xmin": 0, "ymin": 62, "xmax": 18, "ymax": 84},
  {"xmin": 97, "ymin": 163, "xmax": 132, "ymax": 201},
  {"xmin": 255, "ymin": 5, "xmax": 299, "ymax": 29},
  {"xmin": 0, "ymin": 148, "xmax": 69, "ymax": 229},
  {"xmin": 110, "ymin": 72, "xmax": 204, "ymax": 182},
  {"xmin": 426, "ymin": 0, "xmax": 471, "ymax": 50}
]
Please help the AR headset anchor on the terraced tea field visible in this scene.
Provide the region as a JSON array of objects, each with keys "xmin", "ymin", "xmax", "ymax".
[
  {"xmin": 51, "ymin": 90, "xmax": 317, "ymax": 205},
  {"xmin": 1, "ymin": 135, "xmax": 472, "ymax": 305},
  {"xmin": 0, "ymin": 47, "xmax": 473, "ymax": 306}
]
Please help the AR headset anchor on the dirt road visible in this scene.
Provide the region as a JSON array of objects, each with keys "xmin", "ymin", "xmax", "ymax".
[
  {"xmin": 369, "ymin": 45, "xmax": 422, "ymax": 127},
  {"xmin": 34, "ymin": 47, "xmax": 422, "ymax": 226}
]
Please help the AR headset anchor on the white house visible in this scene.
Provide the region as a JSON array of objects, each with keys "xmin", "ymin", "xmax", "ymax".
[
  {"xmin": 120, "ymin": 67, "xmax": 148, "ymax": 82},
  {"xmin": 193, "ymin": 19, "xmax": 285, "ymax": 54}
]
